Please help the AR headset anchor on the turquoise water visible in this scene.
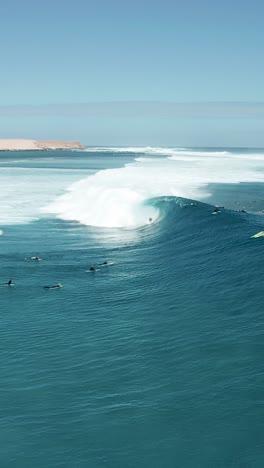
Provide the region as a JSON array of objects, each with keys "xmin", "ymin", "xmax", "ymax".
[{"xmin": 1, "ymin": 148, "xmax": 264, "ymax": 467}]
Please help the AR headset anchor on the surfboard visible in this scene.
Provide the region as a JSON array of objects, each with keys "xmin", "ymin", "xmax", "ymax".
[
  {"xmin": 99, "ymin": 261, "xmax": 114, "ymax": 267},
  {"xmin": 251, "ymin": 231, "xmax": 264, "ymax": 238},
  {"xmin": 0, "ymin": 283, "xmax": 15, "ymax": 287}
]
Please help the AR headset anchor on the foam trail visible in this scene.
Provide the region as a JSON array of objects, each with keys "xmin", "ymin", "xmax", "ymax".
[{"xmin": 45, "ymin": 148, "xmax": 264, "ymax": 228}]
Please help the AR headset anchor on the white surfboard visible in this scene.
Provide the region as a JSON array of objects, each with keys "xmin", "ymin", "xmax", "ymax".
[{"xmin": 251, "ymin": 231, "xmax": 264, "ymax": 238}]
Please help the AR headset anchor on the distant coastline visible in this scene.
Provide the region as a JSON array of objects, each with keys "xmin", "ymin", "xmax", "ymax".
[{"xmin": 0, "ymin": 139, "xmax": 85, "ymax": 151}]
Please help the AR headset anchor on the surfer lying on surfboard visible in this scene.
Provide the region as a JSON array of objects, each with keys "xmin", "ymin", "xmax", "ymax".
[
  {"xmin": 87, "ymin": 261, "xmax": 113, "ymax": 272},
  {"xmin": 43, "ymin": 283, "xmax": 63, "ymax": 289}
]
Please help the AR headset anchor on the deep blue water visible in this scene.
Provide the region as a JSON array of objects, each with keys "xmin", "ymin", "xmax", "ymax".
[{"xmin": 1, "ymin": 148, "xmax": 264, "ymax": 467}]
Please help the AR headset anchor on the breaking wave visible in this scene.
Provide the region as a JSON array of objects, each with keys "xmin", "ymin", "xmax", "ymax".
[
  {"xmin": 44, "ymin": 147, "xmax": 264, "ymax": 228},
  {"xmin": 83, "ymin": 146, "xmax": 188, "ymax": 155}
]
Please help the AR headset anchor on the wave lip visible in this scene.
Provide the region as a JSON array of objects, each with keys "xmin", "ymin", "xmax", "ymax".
[
  {"xmin": 44, "ymin": 164, "xmax": 206, "ymax": 228},
  {"xmin": 44, "ymin": 173, "xmax": 160, "ymax": 228}
]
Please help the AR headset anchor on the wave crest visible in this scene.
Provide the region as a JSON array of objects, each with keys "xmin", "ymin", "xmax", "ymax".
[{"xmin": 44, "ymin": 147, "xmax": 264, "ymax": 228}]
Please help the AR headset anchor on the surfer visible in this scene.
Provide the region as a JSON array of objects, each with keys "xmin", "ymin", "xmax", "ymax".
[
  {"xmin": 90, "ymin": 266, "xmax": 96, "ymax": 271},
  {"xmin": 0, "ymin": 279, "xmax": 14, "ymax": 287},
  {"xmin": 44, "ymin": 283, "xmax": 63, "ymax": 289},
  {"xmin": 148, "ymin": 217, "xmax": 153, "ymax": 222},
  {"xmin": 99, "ymin": 260, "xmax": 113, "ymax": 266},
  {"xmin": 32, "ymin": 256, "xmax": 41, "ymax": 261},
  {"xmin": 212, "ymin": 207, "xmax": 220, "ymax": 214}
]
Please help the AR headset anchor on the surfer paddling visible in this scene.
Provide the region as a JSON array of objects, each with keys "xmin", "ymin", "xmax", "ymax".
[
  {"xmin": 43, "ymin": 283, "xmax": 63, "ymax": 289},
  {"xmin": 0, "ymin": 279, "xmax": 15, "ymax": 287}
]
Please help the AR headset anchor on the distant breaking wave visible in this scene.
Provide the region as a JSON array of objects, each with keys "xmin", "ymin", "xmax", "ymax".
[
  {"xmin": 45, "ymin": 147, "xmax": 264, "ymax": 228},
  {"xmin": 83, "ymin": 146, "xmax": 229, "ymax": 157},
  {"xmin": 83, "ymin": 146, "xmax": 188, "ymax": 154}
]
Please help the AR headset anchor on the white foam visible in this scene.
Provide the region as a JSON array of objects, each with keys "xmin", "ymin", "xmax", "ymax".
[
  {"xmin": 1, "ymin": 147, "xmax": 264, "ymax": 228},
  {"xmin": 84, "ymin": 146, "xmax": 228, "ymax": 157},
  {"xmin": 0, "ymin": 167, "xmax": 91, "ymax": 225},
  {"xmin": 83, "ymin": 146, "xmax": 188, "ymax": 154},
  {"xmin": 45, "ymin": 148, "xmax": 264, "ymax": 228},
  {"xmin": 44, "ymin": 171, "xmax": 160, "ymax": 228},
  {"xmin": 134, "ymin": 157, "xmax": 163, "ymax": 162}
]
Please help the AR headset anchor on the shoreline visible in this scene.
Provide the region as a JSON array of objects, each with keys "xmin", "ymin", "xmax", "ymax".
[{"xmin": 0, "ymin": 139, "xmax": 85, "ymax": 151}]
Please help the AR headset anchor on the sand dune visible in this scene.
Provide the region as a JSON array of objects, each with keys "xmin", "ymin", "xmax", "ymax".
[{"xmin": 0, "ymin": 139, "xmax": 85, "ymax": 151}]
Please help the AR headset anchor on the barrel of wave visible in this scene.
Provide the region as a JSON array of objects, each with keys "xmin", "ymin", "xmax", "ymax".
[{"xmin": 45, "ymin": 187, "xmax": 159, "ymax": 228}]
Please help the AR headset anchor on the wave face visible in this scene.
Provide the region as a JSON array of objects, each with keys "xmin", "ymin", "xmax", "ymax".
[{"xmin": 45, "ymin": 147, "xmax": 264, "ymax": 228}]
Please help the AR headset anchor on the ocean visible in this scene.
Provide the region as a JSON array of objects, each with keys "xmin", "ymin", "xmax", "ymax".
[{"xmin": 1, "ymin": 147, "xmax": 264, "ymax": 467}]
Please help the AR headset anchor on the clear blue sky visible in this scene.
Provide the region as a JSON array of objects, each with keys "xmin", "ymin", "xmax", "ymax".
[{"xmin": 1, "ymin": 0, "xmax": 264, "ymax": 146}]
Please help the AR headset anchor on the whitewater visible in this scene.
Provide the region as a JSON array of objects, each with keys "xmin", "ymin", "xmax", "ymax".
[
  {"xmin": 43, "ymin": 147, "xmax": 264, "ymax": 227},
  {"xmin": 1, "ymin": 147, "xmax": 264, "ymax": 228}
]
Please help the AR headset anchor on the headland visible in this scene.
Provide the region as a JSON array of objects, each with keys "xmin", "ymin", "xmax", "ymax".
[{"xmin": 0, "ymin": 139, "xmax": 85, "ymax": 151}]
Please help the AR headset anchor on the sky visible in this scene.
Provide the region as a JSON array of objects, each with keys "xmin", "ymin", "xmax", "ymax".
[{"xmin": 0, "ymin": 0, "xmax": 264, "ymax": 146}]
